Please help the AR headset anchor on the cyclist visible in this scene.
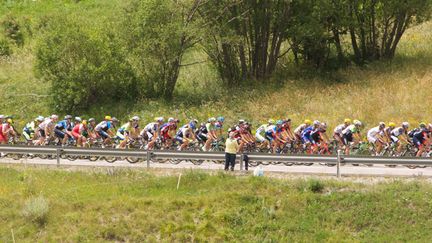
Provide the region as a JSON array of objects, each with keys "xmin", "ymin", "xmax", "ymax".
[
  {"xmin": 391, "ymin": 122, "xmax": 410, "ymax": 156},
  {"xmin": 86, "ymin": 118, "xmax": 97, "ymax": 142},
  {"xmin": 383, "ymin": 122, "xmax": 396, "ymax": 144},
  {"xmin": 72, "ymin": 119, "xmax": 88, "ymax": 147},
  {"xmin": 54, "ymin": 115, "xmax": 74, "ymax": 145},
  {"xmin": 196, "ymin": 122, "xmax": 208, "ymax": 144},
  {"xmin": 281, "ymin": 118, "xmax": 295, "ymax": 142},
  {"xmin": 160, "ymin": 118, "xmax": 178, "ymax": 149},
  {"xmin": 367, "ymin": 122, "xmax": 386, "ymax": 155},
  {"xmin": 0, "ymin": 115, "xmax": 4, "ymax": 124},
  {"xmin": 176, "ymin": 119, "xmax": 198, "ymax": 151},
  {"xmin": 341, "ymin": 120, "xmax": 363, "ymax": 155},
  {"xmin": 300, "ymin": 120, "xmax": 320, "ymax": 153},
  {"xmin": 294, "ymin": 119, "xmax": 312, "ymax": 141},
  {"xmin": 237, "ymin": 120, "xmax": 255, "ymax": 152},
  {"xmin": 255, "ymin": 119, "xmax": 274, "ymax": 148},
  {"xmin": 94, "ymin": 116, "xmax": 119, "ymax": 145},
  {"xmin": 36, "ymin": 114, "xmax": 59, "ymax": 145},
  {"xmin": 0, "ymin": 118, "xmax": 15, "ymax": 144},
  {"xmin": 215, "ymin": 116, "xmax": 225, "ymax": 139},
  {"xmin": 202, "ymin": 117, "xmax": 218, "ymax": 152},
  {"xmin": 23, "ymin": 116, "xmax": 44, "ymax": 143},
  {"xmin": 117, "ymin": 116, "xmax": 140, "ymax": 149},
  {"xmin": 142, "ymin": 117, "xmax": 164, "ymax": 150},
  {"xmin": 333, "ymin": 118, "xmax": 351, "ymax": 148},
  {"xmin": 311, "ymin": 122, "xmax": 330, "ymax": 154},
  {"xmin": 413, "ymin": 123, "xmax": 430, "ymax": 157},
  {"xmin": 265, "ymin": 120, "xmax": 286, "ymax": 153}
]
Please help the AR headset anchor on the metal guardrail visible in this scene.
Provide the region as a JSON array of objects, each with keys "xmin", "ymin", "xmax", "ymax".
[{"xmin": 1, "ymin": 145, "xmax": 432, "ymax": 177}]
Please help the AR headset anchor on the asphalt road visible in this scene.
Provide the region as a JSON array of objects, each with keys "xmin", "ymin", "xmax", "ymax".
[{"xmin": 1, "ymin": 156, "xmax": 432, "ymax": 177}]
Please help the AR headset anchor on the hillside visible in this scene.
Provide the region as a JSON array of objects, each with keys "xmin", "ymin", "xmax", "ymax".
[
  {"xmin": 1, "ymin": 166, "xmax": 432, "ymax": 241},
  {"xmin": 1, "ymin": 0, "xmax": 432, "ymax": 129}
]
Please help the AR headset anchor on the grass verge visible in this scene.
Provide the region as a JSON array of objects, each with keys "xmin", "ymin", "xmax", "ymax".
[{"xmin": 1, "ymin": 166, "xmax": 432, "ymax": 241}]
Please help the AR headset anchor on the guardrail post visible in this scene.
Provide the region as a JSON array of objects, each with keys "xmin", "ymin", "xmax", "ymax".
[
  {"xmin": 146, "ymin": 150, "xmax": 151, "ymax": 169},
  {"xmin": 336, "ymin": 150, "xmax": 341, "ymax": 178},
  {"xmin": 240, "ymin": 153, "xmax": 244, "ymax": 171},
  {"xmin": 56, "ymin": 148, "xmax": 61, "ymax": 167}
]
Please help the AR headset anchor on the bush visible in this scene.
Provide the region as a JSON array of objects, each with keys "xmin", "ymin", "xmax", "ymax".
[
  {"xmin": 1, "ymin": 15, "xmax": 24, "ymax": 46},
  {"xmin": 307, "ymin": 179, "xmax": 324, "ymax": 193},
  {"xmin": 22, "ymin": 196, "xmax": 49, "ymax": 226},
  {"xmin": 0, "ymin": 38, "xmax": 11, "ymax": 57},
  {"xmin": 35, "ymin": 15, "xmax": 138, "ymax": 113}
]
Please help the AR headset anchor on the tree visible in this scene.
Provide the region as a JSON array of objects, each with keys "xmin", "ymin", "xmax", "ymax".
[
  {"xmin": 121, "ymin": 0, "xmax": 203, "ymax": 100},
  {"xmin": 200, "ymin": 0, "xmax": 293, "ymax": 84}
]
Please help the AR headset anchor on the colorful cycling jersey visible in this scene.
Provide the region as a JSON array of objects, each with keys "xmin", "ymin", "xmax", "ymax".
[
  {"xmin": 367, "ymin": 126, "xmax": 382, "ymax": 139},
  {"xmin": 55, "ymin": 120, "xmax": 73, "ymax": 131},
  {"xmin": 391, "ymin": 127, "xmax": 405, "ymax": 137},
  {"xmin": 72, "ymin": 124, "xmax": 87, "ymax": 134},
  {"xmin": 215, "ymin": 121, "xmax": 223, "ymax": 130},
  {"xmin": 333, "ymin": 124, "xmax": 346, "ymax": 135},
  {"xmin": 39, "ymin": 119, "xmax": 54, "ymax": 130},
  {"xmin": 281, "ymin": 123, "xmax": 291, "ymax": 133},
  {"xmin": 294, "ymin": 124, "xmax": 307, "ymax": 134},
  {"xmin": 176, "ymin": 124, "xmax": 193, "ymax": 138},
  {"xmin": 256, "ymin": 124, "xmax": 268, "ymax": 135},
  {"xmin": 301, "ymin": 126, "xmax": 314, "ymax": 142},
  {"xmin": 265, "ymin": 125, "xmax": 283, "ymax": 138},
  {"xmin": 95, "ymin": 121, "xmax": 112, "ymax": 132},
  {"xmin": 0, "ymin": 123, "xmax": 10, "ymax": 134},
  {"xmin": 342, "ymin": 125, "xmax": 359, "ymax": 135},
  {"xmin": 24, "ymin": 121, "xmax": 36, "ymax": 134},
  {"xmin": 206, "ymin": 123, "xmax": 217, "ymax": 132},
  {"xmin": 144, "ymin": 122, "xmax": 159, "ymax": 133},
  {"xmin": 311, "ymin": 129, "xmax": 323, "ymax": 143},
  {"xmin": 413, "ymin": 130, "xmax": 428, "ymax": 144}
]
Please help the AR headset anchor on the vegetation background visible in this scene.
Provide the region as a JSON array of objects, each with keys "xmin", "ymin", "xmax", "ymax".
[{"xmin": 1, "ymin": 0, "xmax": 432, "ymax": 130}]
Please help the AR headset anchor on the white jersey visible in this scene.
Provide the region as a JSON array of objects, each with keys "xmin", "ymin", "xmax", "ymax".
[
  {"xmin": 294, "ymin": 124, "xmax": 307, "ymax": 134},
  {"xmin": 265, "ymin": 125, "xmax": 276, "ymax": 133},
  {"xmin": 144, "ymin": 122, "xmax": 159, "ymax": 133},
  {"xmin": 367, "ymin": 126, "xmax": 382, "ymax": 139},
  {"xmin": 391, "ymin": 127, "xmax": 404, "ymax": 137},
  {"xmin": 334, "ymin": 124, "xmax": 346, "ymax": 135},
  {"xmin": 256, "ymin": 124, "xmax": 267, "ymax": 134},
  {"xmin": 39, "ymin": 119, "xmax": 53, "ymax": 130}
]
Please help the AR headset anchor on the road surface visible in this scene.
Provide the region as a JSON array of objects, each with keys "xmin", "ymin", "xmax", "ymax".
[{"xmin": 1, "ymin": 156, "xmax": 432, "ymax": 177}]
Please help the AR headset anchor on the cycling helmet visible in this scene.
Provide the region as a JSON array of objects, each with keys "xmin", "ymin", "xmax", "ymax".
[
  {"xmin": 321, "ymin": 123, "xmax": 327, "ymax": 129},
  {"xmin": 105, "ymin": 115, "xmax": 112, "ymax": 120},
  {"xmin": 0, "ymin": 115, "xmax": 4, "ymax": 119},
  {"xmin": 388, "ymin": 122, "xmax": 396, "ymax": 128},
  {"xmin": 379, "ymin": 122, "xmax": 385, "ymax": 128},
  {"xmin": 75, "ymin": 117, "xmax": 82, "ymax": 122},
  {"xmin": 6, "ymin": 118, "xmax": 13, "ymax": 124},
  {"xmin": 313, "ymin": 120, "xmax": 320, "ymax": 126},
  {"xmin": 89, "ymin": 118, "xmax": 95, "ymax": 123},
  {"xmin": 217, "ymin": 116, "xmax": 225, "ymax": 122},
  {"xmin": 268, "ymin": 119, "xmax": 275, "ymax": 124},
  {"xmin": 276, "ymin": 120, "xmax": 283, "ymax": 125},
  {"xmin": 402, "ymin": 122, "xmax": 409, "ymax": 128},
  {"xmin": 208, "ymin": 117, "xmax": 216, "ymax": 123},
  {"xmin": 304, "ymin": 119, "xmax": 312, "ymax": 125},
  {"xmin": 239, "ymin": 119, "xmax": 245, "ymax": 124},
  {"xmin": 131, "ymin": 116, "xmax": 140, "ymax": 121},
  {"xmin": 111, "ymin": 117, "xmax": 119, "ymax": 123},
  {"xmin": 419, "ymin": 122, "xmax": 426, "ymax": 128},
  {"xmin": 344, "ymin": 118, "xmax": 352, "ymax": 124},
  {"xmin": 168, "ymin": 117, "xmax": 174, "ymax": 123},
  {"xmin": 189, "ymin": 122, "xmax": 197, "ymax": 129},
  {"xmin": 354, "ymin": 120, "xmax": 362, "ymax": 126},
  {"xmin": 51, "ymin": 114, "xmax": 59, "ymax": 120},
  {"xmin": 35, "ymin": 116, "xmax": 44, "ymax": 122},
  {"xmin": 82, "ymin": 120, "xmax": 88, "ymax": 126},
  {"xmin": 65, "ymin": 115, "xmax": 72, "ymax": 120},
  {"xmin": 154, "ymin": 117, "xmax": 163, "ymax": 122}
]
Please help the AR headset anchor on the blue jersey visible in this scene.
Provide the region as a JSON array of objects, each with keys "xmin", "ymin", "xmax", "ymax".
[
  {"xmin": 301, "ymin": 126, "xmax": 314, "ymax": 142},
  {"xmin": 55, "ymin": 120, "xmax": 73, "ymax": 131}
]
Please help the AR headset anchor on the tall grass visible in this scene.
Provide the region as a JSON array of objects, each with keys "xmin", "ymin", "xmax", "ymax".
[{"xmin": 1, "ymin": 166, "xmax": 432, "ymax": 241}]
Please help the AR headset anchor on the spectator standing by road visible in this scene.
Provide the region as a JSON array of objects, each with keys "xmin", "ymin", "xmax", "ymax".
[{"xmin": 225, "ymin": 132, "xmax": 239, "ymax": 171}]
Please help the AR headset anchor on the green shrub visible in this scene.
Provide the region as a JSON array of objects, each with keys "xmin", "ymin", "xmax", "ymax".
[
  {"xmin": 22, "ymin": 196, "xmax": 49, "ymax": 226},
  {"xmin": 1, "ymin": 15, "xmax": 24, "ymax": 46},
  {"xmin": 308, "ymin": 179, "xmax": 324, "ymax": 193},
  {"xmin": 0, "ymin": 38, "xmax": 11, "ymax": 56}
]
